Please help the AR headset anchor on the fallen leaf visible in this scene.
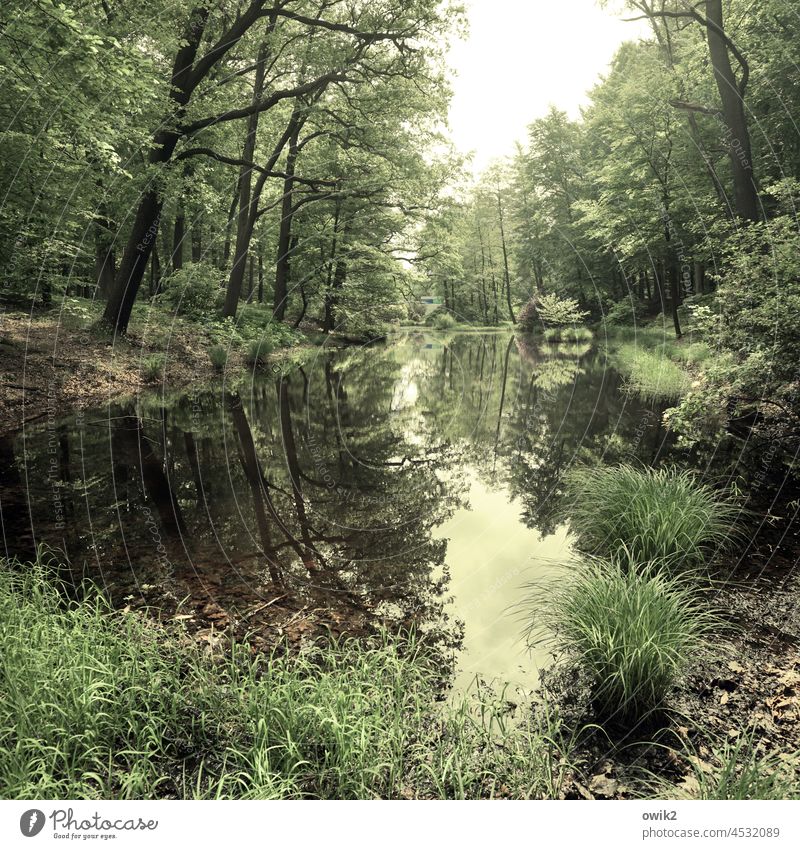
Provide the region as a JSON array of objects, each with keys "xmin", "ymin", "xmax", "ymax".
[{"xmin": 589, "ymin": 773, "xmax": 619, "ymax": 798}]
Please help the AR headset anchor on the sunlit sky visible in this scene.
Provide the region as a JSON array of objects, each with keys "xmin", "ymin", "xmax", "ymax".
[{"xmin": 447, "ymin": 0, "xmax": 649, "ymax": 174}]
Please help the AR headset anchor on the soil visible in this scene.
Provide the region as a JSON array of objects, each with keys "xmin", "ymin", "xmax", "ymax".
[{"xmin": 0, "ymin": 309, "xmax": 225, "ymax": 436}]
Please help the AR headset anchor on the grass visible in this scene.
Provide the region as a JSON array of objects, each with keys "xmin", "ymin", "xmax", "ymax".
[
  {"xmin": 0, "ymin": 554, "xmax": 579, "ymax": 800},
  {"xmin": 566, "ymin": 464, "xmax": 739, "ymax": 568},
  {"xmin": 246, "ymin": 337, "xmax": 273, "ymax": 366},
  {"xmin": 208, "ymin": 344, "xmax": 228, "ymax": 371},
  {"xmin": 656, "ymin": 735, "xmax": 800, "ymax": 800},
  {"xmin": 543, "ymin": 326, "xmax": 593, "ymax": 343},
  {"xmin": 532, "ymin": 556, "xmax": 716, "ymax": 725},
  {"xmin": 612, "ymin": 343, "xmax": 691, "ymax": 399},
  {"xmin": 667, "ymin": 340, "xmax": 712, "ymax": 366},
  {"xmin": 141, "ymin": 353, "xmax": 165, "ymax": 382}
]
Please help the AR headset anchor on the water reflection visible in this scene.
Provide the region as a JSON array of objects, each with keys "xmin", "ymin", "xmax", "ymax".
[{"xmin": 1, "ymin": 331, "xmax": 670, "ymax": 688}]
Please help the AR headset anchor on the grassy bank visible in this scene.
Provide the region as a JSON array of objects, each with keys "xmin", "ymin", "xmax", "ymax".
[
  {"xmin": 0, "ymin": 555, "xmax": 576, "ymax": 800},
  {"xmin": 602, "ymin": 324, "xmax": 712, "ymax": 401}
]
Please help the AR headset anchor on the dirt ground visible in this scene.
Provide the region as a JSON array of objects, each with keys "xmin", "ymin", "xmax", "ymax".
[{"xmin": 0, "ymin": 309, "xmax": 226, "ymax": 435}]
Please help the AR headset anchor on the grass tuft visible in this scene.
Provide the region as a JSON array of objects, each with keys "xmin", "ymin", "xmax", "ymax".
[
  {"xmin": 655, "ymin": 735, "xmax": 800, "ymax": 800},
  {"xmin": 141, "ymin": 353, "xmax": 166, "ymax": 382},
  {"xmin": 246, "ymin": 337, "xmax": 273, "ymax": 367},
  {"xmin": 208, "ymin": 344, "xmax": 228, "ymax": 371},
  {"xmin": 613, "ymin": 343, "xmax": 691, "ymax": 399},
  {"xmin": 565, "ymin": 464, "xmax": 738, "ymax": 568},
  {"xmin": 531, "ymin": 556, "xmax": 716, "ymax": 724}
]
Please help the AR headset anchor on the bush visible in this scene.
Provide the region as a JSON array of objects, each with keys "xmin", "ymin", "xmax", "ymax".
[
  {"xmin": 666, "ymin": 208, "xmax": 800, "ymax": 458},
  {"xmin": 209, "ymin": 345, "xmax": 227, "ymax": 371},
  {"xmin": 516, "ymin": 297, "xmax": 539, "ymax": 331},
  {"xmin": 565, "ymin": 464, "xmax": 738, "ymax": 568},
  {"xmin": 538, "ymin": 556, "xmax": 715, "ymax": 723},
  {"xmin": 432, "ymin": 311, "xmax": 457, "ymax": 330},
  {"xmin": 602, "ymin": 298, "xmax": 649, "ymax": 327},
  {"xmin": 518, "ymin": 293, "xmax": 589, "ymax": 331},
  {"xmin": 157, "ymin": 262, "xmax": 223, "ymax": 319},
  {"xmin": 141, "ymin": 353, "xmax": 165, "ymax": 382}
]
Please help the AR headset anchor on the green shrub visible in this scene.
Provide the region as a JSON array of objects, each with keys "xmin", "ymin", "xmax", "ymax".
[
  {"xmin": 537, "ymin": 556, "xmax": 716, "ymax": 723},
  {"xmin": 666, "ymin": 204, "xmax": 800, "ymax": 458},
  {"xmin": 602, "ymin": 298, "xmax": 649, "ymax": 327},
  {"xmin": 209, "ymin": 345, "xmax": 228, "ymax": 371},
  {"xmin": 141, "ymin": 353, "xmax": 165, "ymax": 382},
  {"xmin": 246, "ymin": 337, "xmax": 273, "ymax": 366},
  {"xmin": 432, "ymin": 311, "xmax": 457, "ymax": 330},
  {"xmin": 565, "ymin": 464, "xmax": 739, "ymax": 568},
  {"xmin": 157, "ymin": 262, "xmax": 223, "ymax": 319},
  {"xmin": 518, "ymin": 294, "xmax": 589, "ymax": 331}
]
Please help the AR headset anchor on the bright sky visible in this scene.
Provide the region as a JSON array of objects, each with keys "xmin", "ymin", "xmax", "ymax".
[{"xmin": 447, "ymin": 0, "xmax": 649, "ymax": 174}]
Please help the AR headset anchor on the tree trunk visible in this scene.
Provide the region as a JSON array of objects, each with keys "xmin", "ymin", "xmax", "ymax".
[
  {"xmin": 496, "ymin": 190, "xmax": 515, "ymax": 323},
  {"xmin": 705, "ymin": 0, "xmax": 759, "ymax": 221},
  {"xmin": 693, "ymin": 260, "xmax": 705, "ymax": 295},
  {"xmin": 323, "ymin": 203, "xmax": 346, "ymax": 332},
  {"xmin": 149, "ymin": 238, "xmax": 162, "ymax": 296},
  {"xmin": 171, "ymin": 203, "xmax": 185, "ymax": 272},
  {"xmin": 222, "ymin": 178, "xmax": 240, "ymax": 269},
  {"xmin": 94, "ymin": 204, "xmax": 116, "ymax": 299},
  {"xmin": 101, "ymin": 4, "xmax": 211, "ymax": 333},
  {"xmin": 272, "ymin": 123, "xmax": 301, "ymax": 322},
  {"xmin": 222, "ymin": 42, "xmax": 269, "ymax": 317},
  {"xmin": 191, "ymin": 217, "xmax": 202, "ymax": 262}
]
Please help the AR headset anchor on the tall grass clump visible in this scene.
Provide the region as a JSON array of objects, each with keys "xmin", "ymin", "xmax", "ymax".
[
  {"xmin": 208, "ymin": 344, "xmax": 228, "ymax": 371},
  {"xmin": 0, "ymin": 555, "xmax": 576, "ymax": 800},
  {"xmin": 566, "ymin": 464, "xmax": 738, "ymax": 568},
  {"xmin": 432, "ymin": 311, "xmax": 457, "ymax": 330},
  {"xmin": 536, "ymin": 556, "xmax": 716, "ymax": 724},
  {"xmin": 246, "ymin": 337, "xmax": 273, "ymax": 367},
  {"xmin": 613, "ymin": 343, "xmax": 690, "ymax": 399}
]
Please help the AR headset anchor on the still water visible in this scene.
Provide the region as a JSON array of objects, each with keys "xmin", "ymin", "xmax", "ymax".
[{"xmin": 1, "ymin": 330, "xmax": 669, "ymax": 693}]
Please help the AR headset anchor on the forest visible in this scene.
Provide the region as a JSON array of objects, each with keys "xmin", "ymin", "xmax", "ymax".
[{"xmin": 1, "ymin": 0, "xmax": 800, "ymax": 806}]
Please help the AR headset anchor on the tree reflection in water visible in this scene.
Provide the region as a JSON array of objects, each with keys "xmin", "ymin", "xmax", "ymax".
[{"xmin": 3, "ymin": 332, "xmax": 669, "ymax": 684}]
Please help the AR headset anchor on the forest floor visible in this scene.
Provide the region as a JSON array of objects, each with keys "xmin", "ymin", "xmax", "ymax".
[{"xmin": 0, "ymin": 299, "xmax": 321, "ymax": 436}]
